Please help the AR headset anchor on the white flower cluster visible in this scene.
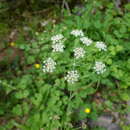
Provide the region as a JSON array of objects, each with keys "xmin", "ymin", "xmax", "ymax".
[
  {"xmin": 51, "ymin": 34, "xmax": 65, "ymax": 52},
  {"xmin": 51, "ymin": 34, "xmax": 64, "ymax": 43},
  {"xmin": 96, "ymin": 41, "xmax": 107, "ymax": 51},
  {"xmin": 74, "ymin": 47, "xmax": 85, "ymax": 59},
  {"xmin": 65, "ymin": 70, "xmax": 79, "ymax": 84},
  {"xmin": 52, "ymin": 43, "xmax": 65, "ymax": 52},
  {"xmin": 70, "ymin": 29, "xmax": 84, "ymax": 37},
  {"xmin": 42, "ymin": 30, "xmax": 107, "ymax": 77},
  {"xmin": 43, "ymin": 58, "xmax": 56, "ymax": 73},
  {"xmin": 80, "ymin": 37, "xmax": 93, "ymax": 46},
  {"xmin": 93, "ymin": 61, "xmax": 106, "ymax": 74}
]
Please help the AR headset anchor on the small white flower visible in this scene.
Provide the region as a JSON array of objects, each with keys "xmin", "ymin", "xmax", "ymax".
[
  {"xmin": 51, "ymin": 34, "xmax": 64, "ymax": 43},
  {"xmin": 43, "ymin": 58, "xmax": 56, "ymax": 73},
  {"xmin": 52, "ymin": 43, "xmax": 65, "ymax": 52},
  {"xmin": 80, "ymin": 37, "xmax": 93, "ymax": 46},
  {"xmin": 41, "ymin": 21, "xmax": 48, "ymax": 27},
  {"xmin": 65, "ymin": 70, "xmax": 79, "ymax": 84},
  {"xmin": 53, "ymin": 115, "xmax": 60, "ymax": 120},
  {"xmin": 35, "ymin": 32, "xmax": 39, "ymax": 35},
  {"xmin": 95, "ymin": 41, "xmax": 107, "ymax": 51},
  {"xmin": 93, "ymin": 61, "xmax": 106, "ymax": 74},
  {"xmin": 70, "ymin": 29, "xmax": 84, "ymax": 37},
  {"xmin": 74, "ymin": 47, "xmax": 85, "ymax": 59}
]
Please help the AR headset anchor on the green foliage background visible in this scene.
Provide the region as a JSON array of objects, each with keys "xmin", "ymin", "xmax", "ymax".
[{"xmin": 0, "ymin": 0, "xmax": 130, "ymax": 129}]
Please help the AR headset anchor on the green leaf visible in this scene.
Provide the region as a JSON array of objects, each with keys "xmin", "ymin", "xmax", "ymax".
[
  {"xmin": 105, "ymin": 100, "xmax": 113, "ymax": 108},
  {"xmin": 12, "ymin": 105, "xmax": 22, "ymax": 116},
  {"xmin": 42, "ymin": 112, "xmax": 49, "ymax": 124},
  {"xmin": 120, "ymin": 93, "xmax": 130, "ymax": 101},
  {"xmin": 31, "ymin": 93, "xmax": 43, "ymax": 106},
  {"xmin": 26, "ymin": 56, "xmax": 35, "ymax": 64},
  {"xmin": 125, "ymin": 3, "xmax": 130, "ymax": 10},
  {"xmin": 84, "ymin": 87, "xmax": 96, "ymax": 95},
  {"xmin": 22, "ymin": 102, "xmax": 30, "ymax": 114}
]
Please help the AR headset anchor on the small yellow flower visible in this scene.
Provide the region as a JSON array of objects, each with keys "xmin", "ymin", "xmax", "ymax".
[
  {"xmin": 10, "ymin": 42, "xmax": 15, "ymax": 47},
  {"xmin": 84, "ymin": 108, "xmax": 91, "ymax": 114},
  {"xmin": 34, "ymin": 64, "xmax": 40, "ymax": 69}
]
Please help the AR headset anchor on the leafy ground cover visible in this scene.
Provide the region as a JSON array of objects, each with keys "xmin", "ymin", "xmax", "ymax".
[{"xmin": 0, "ymin": 0, "xmax": 130, "ymax": 130}]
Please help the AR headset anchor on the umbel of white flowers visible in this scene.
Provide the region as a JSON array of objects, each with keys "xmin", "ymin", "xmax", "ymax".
[
  {"xmin": 95, "ymin": 41, "xmax": 107, "ymax": 51},
  {"xmin": 65, "ymin": 70, "xmax": 79, "ymax": 84},
  {"xmin": 42, "ymin": 30, "xmax": 107, "ymax": 83},
  {"xmin": 93, "ymin": 61, "xmax": 106, "ymax": 74},
  {"xmin": 42, "ymin": 58, "xmax": 56, "ymax": 73},
  {"xmin": 51, "ymin": 34, "xmax": 64, "ymax": 43},
  {"xmin": 80, "ymin": 37, "xmax": 93, "ymax": 46},
  {"xmin": 51, "ymin": 34, "xmax": 65, "ymax": 52},
  {"xmin": 52, "ymin": 43, "xmax": 65, "ymax": 52},
  {"xmin": 74, "ymin": 47, "xmax": 85, "ymax": 59},
  {"xmin": 70, "ymin": 29, "xmax": 84, "ymax": 37}
]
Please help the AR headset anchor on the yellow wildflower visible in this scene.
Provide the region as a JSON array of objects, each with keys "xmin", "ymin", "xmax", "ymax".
[
  {"xmin": 84, "ymin": 108, "xmax": 91, "ymax": 114},
  {"xmin": 34, "ymin": 64, "xmax": 40, "ymax": 69},
  {"xmin": 10, "ymin": 42, "xmax": 15, "ymax": 47}
]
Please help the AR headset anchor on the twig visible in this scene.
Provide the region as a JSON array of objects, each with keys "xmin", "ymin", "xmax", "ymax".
[
  {"xmin": 96, "ymin": 79, "xmax": 100, "ymax": 91},
  {"xmin": 113, "ymin": 0, "xmax": 122, "ymax": 12},
  {"xmin": 32, "ymin": 8, "xmax": 53, "ymax": 15},
  {"xmin": 62, "ymin": 0, "xmax": 71, "ymax": 16},
  {"xmin": 64, "ymin": 0, "xmax": 71, "ymax": 15}
]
